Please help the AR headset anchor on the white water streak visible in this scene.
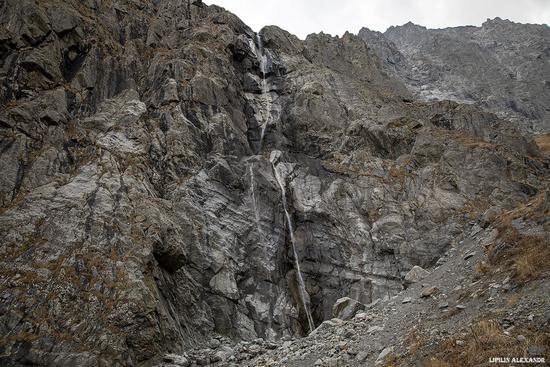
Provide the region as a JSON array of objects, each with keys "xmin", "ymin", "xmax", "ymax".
[
  {"xmin": 255, "ymin": 34, "xmax": 271, "ymax": 150},
  {"xmin": 270, "ymin": 158, "xmax": 315, "ymax": 334},
  {"xmin": 249, "ymin": 163, "xmax": 262, "ymax": 236}
]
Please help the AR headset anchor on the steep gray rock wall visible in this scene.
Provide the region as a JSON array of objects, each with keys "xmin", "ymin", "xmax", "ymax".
[
  {"xmin": 0, "ymin": 1, "xmax": 548, "ymax": 366},
  {"xmin": 359, "ymin": 18, "xmax": 550, "ymax": 133}
]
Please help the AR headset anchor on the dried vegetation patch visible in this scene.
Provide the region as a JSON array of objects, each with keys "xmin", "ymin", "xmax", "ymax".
[
  {"xmin": 425, "ymin": 320, "xmax": 550, "ymax": 367},
  {"xmin": 486, "ymin": 192, "xmax": 550, "ymax": 282},
  {"xmin": 534, "ymin": 133, "xmax": 550, "ymax": 153}
]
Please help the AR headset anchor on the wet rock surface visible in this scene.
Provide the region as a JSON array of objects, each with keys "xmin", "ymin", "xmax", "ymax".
[{"xmin": 0, "ymin": 1, "xmax": 549, "ymax": 366}]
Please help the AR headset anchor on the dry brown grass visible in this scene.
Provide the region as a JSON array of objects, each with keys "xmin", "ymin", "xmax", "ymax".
[
  {"xmin": 460, "ymin": 197, "xmax": 491, "ymax": 220},
  {"xmin": 405, "ymin": 329, "xmax": 425, "ymax": 355},
  {"xmin": 456, "ymin": 135, "xmax": 496, "ymax": 149},
  {"xmin": 496, "ymin": 192, "xmax": 548, "ymax": 225},
  {"xmin": 425, "ymin": 358, "xmax": 452, "ymax": 367},
  {"xmin": 534, "ymin": 133, "xmax": 550, "ymax": 153},
  {"xmin": 388, "ymin": 157, "xmax": 413, "ymax": 190},
  {"xmin": 506, "ymin": 236, "xmax": 549, "ymax": 281},
  {"xmin": 388, "ymin": 116, "xmax": 422, "ymax": 129},
  {"xmin": 433, "ymin": 128, "xmax": 497, "ymax": 150},
  {"xmin": 321, "ymin": 150, "xmax": 380, "ymax": 178},
  {"xmin": 486, "ymin": 193, "xmax": 550, "ymax": 282},
  {"xmin": 0, "ymin": 331, "xmax": 40, "ymax": 345},
  {"xmin": 507, "ymin": 292, "xmax": 521, "ymax": 307},
  {"xmin": 424, "ymin": 320, "xmax": 550, "ymax": 367},
  {"xmin": 474, "ymin": 261, "xmax": 491, "ymax": 278}
]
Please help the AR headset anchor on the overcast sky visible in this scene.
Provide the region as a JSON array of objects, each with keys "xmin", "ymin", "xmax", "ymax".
[{"xmin": 204, "ymin": 0, "xmax": 550, "ymax": 39}]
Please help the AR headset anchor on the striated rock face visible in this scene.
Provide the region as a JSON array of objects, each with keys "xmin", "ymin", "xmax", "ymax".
[
  {"xmin": 359, "ymin": 18, "xmax": 550, "ymax": 133},
  {"xmin": 0, "ymin": 1, "xmax": 548, "ymax": 366}
]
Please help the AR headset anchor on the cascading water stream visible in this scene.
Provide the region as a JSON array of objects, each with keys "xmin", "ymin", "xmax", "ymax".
[
  {"xmin": 270, "ymin": 152, "xmax": 315, "ymax": 334},
  {"xmin": 249, "ymin": 163, "xmax": 262, "ymax": 236},
  {"xmin": 249, "ymin": 162, "xmax": 277, "ymax": 339},
  {"xmin": 246, "ymin": 36, "xmax": 314, "ymax": 335},
  {"xmin": 254, "ymin": 33, "xmax": 271, "ymax": 150}
]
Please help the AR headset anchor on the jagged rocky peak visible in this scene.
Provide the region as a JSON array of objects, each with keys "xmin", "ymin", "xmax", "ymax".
[
  {"xmin": 0, "ymin": 1, "xmax": 549, "ymax": 366},
  {"xmin": 387, "ymin": 20, "xmax": 427, "ymax": 32}
]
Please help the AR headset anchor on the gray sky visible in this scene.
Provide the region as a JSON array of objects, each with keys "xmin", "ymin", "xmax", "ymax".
[{"xmin": 204, "ymin": 0, "xmax": 550, "ymax": 39}]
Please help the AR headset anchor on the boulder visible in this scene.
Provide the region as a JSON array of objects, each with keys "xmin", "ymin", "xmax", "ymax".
[
  {"xmin": 421, "ymin": 286, "xmax": 440, "ymax": 298},
  {"xmin": 332, "ymin": 297, "xmax": 366, "ymax": 320},
  {"xmin": 209, "ymin": 269, "xmax": 239, "ymax": 300},
  {"xmin": 404, "ymin": 265, "xmax": 430, "ymax": 283},
  {"xmin": 376, "ymin": 346, "xmax": 394, "ymax": 364},
  {"xmin": 163, "ymin": 354, "xmax": 189, "ymax": 367}
]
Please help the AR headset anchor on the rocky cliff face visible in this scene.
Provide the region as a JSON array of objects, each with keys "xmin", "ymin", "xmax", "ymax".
[
  {"xmin": 359, "ymin": 18, "xmax": 550, "ymax": 133},
  {"xmin": 0, "ymin": 1, "xmax": 548, "ymax": 366}
]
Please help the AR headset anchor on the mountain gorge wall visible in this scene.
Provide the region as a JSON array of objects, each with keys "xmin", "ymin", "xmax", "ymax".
[{"xmin": 0, "ymin": 1, "xmax": 548, "ymax": 366}]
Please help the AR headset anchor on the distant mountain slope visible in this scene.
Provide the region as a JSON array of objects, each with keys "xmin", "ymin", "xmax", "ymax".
[{"xmin": 359, "ymin": 18, "xmax": 550, "ymax": 133}]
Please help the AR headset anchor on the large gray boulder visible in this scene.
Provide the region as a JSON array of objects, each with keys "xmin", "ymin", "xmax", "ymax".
[
  {"xmin": 404, "ymin": 265, "xmax": 430, "ymax": 283},
  {"xmin": 332, "ymin": 297, "xmax": 367, "ymax": 320}
]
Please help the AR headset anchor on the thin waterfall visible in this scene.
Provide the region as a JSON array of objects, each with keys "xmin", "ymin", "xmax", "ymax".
[
  {"xmin": 255, "ymin": 33, "xmax": 271, "ymax": 150},
  {"xmin": 246, "ymin": 35, "xmax": 279, "ymax": 338},
  {"xmin": 247, "ymin": 36, "xmax": 314, "ymax": 336},
  {"xmin": 249, "ymin": 163, "xmax": 262, "ymax": 236},
  {"xmin": 270, "ymin": 151, "xmax": 315, "ymax": 334},
  {"xmin": 249, "ymin": 162, "xmax": 276, "ymax": 339}
]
